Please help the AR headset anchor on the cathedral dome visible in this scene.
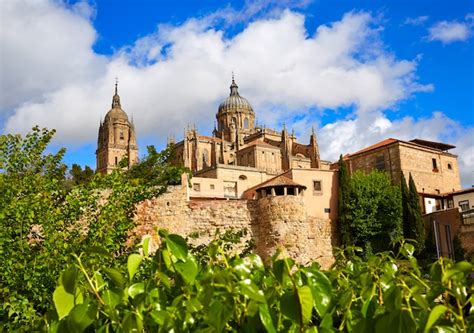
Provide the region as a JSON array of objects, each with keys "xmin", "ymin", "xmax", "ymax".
[
  {"xmin": 104, "ymin": 83, "xmax": 129, "ymax": 122},
  {"xmin": 218, "ymin": 78, "xmax": 254, "ymax": 115}
]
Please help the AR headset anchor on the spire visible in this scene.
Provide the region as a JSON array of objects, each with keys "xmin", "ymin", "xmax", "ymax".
[
  {"xmin": 112, "ymin": 77, "xmax": 121, "ymax": 108},
  {"xmin": 230, "ymin": 72, "xmax": 239, "ymax": 96}
]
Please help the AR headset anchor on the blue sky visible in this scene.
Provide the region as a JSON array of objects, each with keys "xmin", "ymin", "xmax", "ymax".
[{"xmin": 1, "ymin": 0, "xmax": 473, "ymax": 185}]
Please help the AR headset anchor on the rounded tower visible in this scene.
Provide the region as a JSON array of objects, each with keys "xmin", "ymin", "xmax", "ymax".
[
  {"xmin": 216, "ymin": 75, "xmax": 255, "ymax": 142},
  {"xmin": 96, "ymin": 81, "xmax": 138, "ymax": 174}
]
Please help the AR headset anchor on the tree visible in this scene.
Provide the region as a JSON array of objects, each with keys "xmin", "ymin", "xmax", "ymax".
[
  {"xmin": 69, "ymin": 163, "xmax": 94, "ymax": 185},
  {"xmin": 0, "ymin": 127, "xmax": 188, "ymax": 329},
  {"xmin": 401, "ymin": 172, "xmax": 426, "ymax": 252},
  {"xmin": 347, "ymin": 171, "xmax": 403, "ymax": 255},
  {"xmin": 127, "ymin": 145, "xmax": 189, "ymax": 188},
  {"xmin": 337, "ymin": 155, "xmax": 352, "ymax": 245}
]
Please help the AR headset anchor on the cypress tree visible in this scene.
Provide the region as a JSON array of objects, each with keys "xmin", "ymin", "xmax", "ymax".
[
  {"xmin": 408, "ymin": 173, "xmax": 425, "ymax": 252},
  {"xmin": 337, "ymin": 155, "xmax": 352, "ymax": 245},
  {"xmin": 400, "ymin": 172, "xmax": 410, "ymax": 238}
]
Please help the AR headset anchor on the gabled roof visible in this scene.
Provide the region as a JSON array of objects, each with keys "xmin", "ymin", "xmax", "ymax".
[
  {"xmin": 255, "ymin": 174, "xmax": 306, "ymax": 190},
  {"xmin": 348, "ymin": 138, "xmax": 398, "ymax": 157}
]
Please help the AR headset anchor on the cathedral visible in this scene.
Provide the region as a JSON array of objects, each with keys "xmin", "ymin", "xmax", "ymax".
[
  {"xmin": 96, "ymin": 76, "xmax": 469, "ymax": 267},
  {"xmin": 174, "ymin": 76, "xmax": 328, "ymax": 177},
  {"xmin": 96, "ymin": 82, "xmax": 138, "ymax": 174}
]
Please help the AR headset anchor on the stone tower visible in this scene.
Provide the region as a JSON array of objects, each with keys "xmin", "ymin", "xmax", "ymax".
[
  {"xmin": 215, "ymin": 75, "xmax": 255, "ymax": 144},
  {"xmin": 96, "ymin": 82, "xmax": 138, "ymax": 174}
]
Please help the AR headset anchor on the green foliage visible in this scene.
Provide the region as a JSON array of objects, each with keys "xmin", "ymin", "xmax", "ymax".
[
  {"xmin": 69, "ymin": 164, "xmax": 94, "ymax": 186},
  {"xmin": 401, "ymin": 173, "xmax": 426, "ymax": 253},
  {"xmin": 45, "ymin": 235, "xmax": 473, "ymax": 332},
  {"xmin": 346, "ymin": 171, "xmax": 403, "ymax": 254},
  {"xmin": 0, "ymin": 127, "xmax": 188, "ymax": 330},
  {"xmin": 337, "ymin": 155, "xmax": 352, "ymax": 246},
  {"xmin": 127, "ymin": 145, "xmax": 189, "ymax": 187}
]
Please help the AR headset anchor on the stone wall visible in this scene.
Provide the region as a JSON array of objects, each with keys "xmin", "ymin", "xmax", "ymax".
[{"xmin": 131, "ymin": 183, "xmax": 336, "ymax": 268}]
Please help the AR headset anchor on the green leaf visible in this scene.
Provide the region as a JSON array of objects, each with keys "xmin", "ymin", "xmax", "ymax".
[
  {"xmin": 309, "ymin": 271, "xmax": 332, "ymax": 317},
  {"xmin": 66, "ymin": 302, "xmax": 97, "ymax": 333},
  {"xmin": 403, "ymin": 243, "xmax": 415, "ymax": 257},
  {"xmin": 53, "ymin": 285, "xmax": 83, "ymax": 320},
  {"xmin": 239, "ymin": 279, "xmax": 266, "ymax": 303},
  {"xmin": 62, "ymin": 266, "xmax": 77, "ymax": 294},
  {"xmin": 424, "ymin": 305, "xmax": 448, "ymax": 333},
  {"xmin": 280, "ymin": 290, "xmax": 300, "ymax": 323},
  {"xmin": 297, "ymin": 285, "xmax": 314, "ymax": 324},
  {"xmin": 142, "ymin": 235, "xmax": 151, "ymax": 257},
  {"xmin": 102, "ymin": 288, "xmax": 123, "ymax": 308},
  {"xmin": 175, "ymin": 257, "xmax": 198, "ymax": 284},
  {"xmin": 86, "ymin": 246, "xmax": 112, "ymax": 258},
  {"xmin": 128, "ymin": 282, "xmax": 145, "ymax": 299},
  {"xmin": 259, "ymin": 303, "xmax": 276, "ymax": 333},
  {"xmin": 166, "ymin": 234, "xmax": 188, "ymax": 261},
  {"xmin": 102, "ymin": 268, "xmax": 125, "ymax": 289},
  {"xmin": 127, "ymin": 253, "xmax": 143, "ymax": 281}
]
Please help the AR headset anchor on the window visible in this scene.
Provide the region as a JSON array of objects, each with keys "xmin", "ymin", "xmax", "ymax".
[
  {"xmin": 244, "ymin": 118, "xmax": 249, "ymax": 128},
  {"xmin": 313, "ymin": 180, "xmax": 322, "ymax": 192},
  {"xmin": 115, "ymin": 157, "xmax": 118, "ymax": 165},
  {"xmin": 324, "ymin": 208, "xmax": 331, "ymax": 213},
  {"xmin": 447, "ymin": 163, "xmax": 452, "ymax": 170},
  {"xmin": 193, "ymin": 183, "xmax": 201, "ymax": 191},
  {"xmin": 119, "ymin": 131, "xmax": 124, "ymax": 140},
  {"xmin": 202, "ymin": 149, "xmax": 209, "ymax": 167},
  {"xmin": 239, "ymin": 175, "xmax": 247, "ymax": 180},
  {"xmin": 432, "ymin": 158, "xmax": 438, "ymax": 171},
  {"xmin": 375, "ymin": 155, "xmax": 385, "ymax": 171},
  {"xmin": 210, "ymin": 184, "xmax": 215, "ymax": 190},
  {"xmin": 459, "ymin": 200, "xmax": 469, "ymax": 211}
]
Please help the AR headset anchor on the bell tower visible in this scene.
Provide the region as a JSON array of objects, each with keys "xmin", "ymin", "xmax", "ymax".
[{"xmin": 96, "ymin": 81, "xmax": 138, "ymax": 174}]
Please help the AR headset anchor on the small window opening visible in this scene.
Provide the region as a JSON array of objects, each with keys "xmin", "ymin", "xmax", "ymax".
[
  {"xmin": 210, "ymin": 184, "xmax": 215, "ymax": 190},
  {"xmin": 275, "ymin": 187, "xmax": 284, "ymax": 196},
  {"xmin": 287, "ymin": 187, "xmax": 295, "ymax": 195},
  {"xmin": 115, "ymin": 157, "xmax": 118, "ymax": 165},
  {"xmin": 313, "ymin": 180, "xmax": 322, "ymax": 192},
  {"xmin": 193, "ymin": 183, "xmax": 201, "ymax": 191},
  {"xmin": 447, "ymin": 163, "xmax": 452, "ymax": 170},
  {"xmin": 120, "ymin": 131, "xmax": 124, "ymax": 140},
  {"xmin": 432, "ymin": 158, "xmax": 438, "ymax": 171}
]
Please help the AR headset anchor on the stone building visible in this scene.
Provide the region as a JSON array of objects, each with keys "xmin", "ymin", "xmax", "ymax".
[
  {"xmin": 341, "ymin": 138, "xmax": 461, "ymax": 213},
  {"xmin": 96, "ymin": 83, "xmax": 139, "ymax": 174},
  {"xmin": 129, "ymin": 77, "xmax": 339, "ymax": 267},
  {"xmin": 97, "ymin": 77, "xmax": 467, "ymax": 265}
]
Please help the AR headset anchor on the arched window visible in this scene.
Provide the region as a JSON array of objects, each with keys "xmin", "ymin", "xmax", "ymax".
[
  {"xmin": 202, "ymin": 149, "xmax": 210, "ymax": 167},
  {"xmin": 243, "ymin": 118, "xmax": 249, "ymax": 129}
]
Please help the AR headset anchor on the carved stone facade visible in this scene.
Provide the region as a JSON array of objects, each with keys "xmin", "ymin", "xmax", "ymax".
[
  {"xmin": 173, "ymin": 78, "xmax": 325, "ymax": 176},
  {"xmin": 96, "ymin": 83, "xmax": 138, "ymax": 174}
]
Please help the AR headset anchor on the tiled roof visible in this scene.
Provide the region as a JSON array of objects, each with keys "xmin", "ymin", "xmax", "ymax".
[
  {"xmin": 348, "ymin": 138, "xmax": 399, "ymax": 157},
  {"xmin": 197, "ymin": 135, "xmax": 222, "ymax": 142},
  {"xmin": 243, "ymin": 140, "xmax": 279, "ymax": 149},
  {"xmin": 254, "ymin": 174, "xmax": 306, "ymax": 190}
]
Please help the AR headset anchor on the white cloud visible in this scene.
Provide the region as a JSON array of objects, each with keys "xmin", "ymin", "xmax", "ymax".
[
  {"xmin": 428, "ymin": 20, "xmax": 471, "ymax": 44},
  {"xmin": 403, "ymin": 16, "xmax": 429, "ymax": 26},
  {"xmin": 3, "ymin": 6, "xmax": 431, "ymax": 141},
  {"xmin": 314, "ymin": 111, "xmax": 474, "ymax": 187},
  {"xmin": 0, "ymin": 0, "xmax": 107, "ymax": 110},
  {"xmin": 1, "ymin": 1, "xmax": 472, "ymax": 186}
]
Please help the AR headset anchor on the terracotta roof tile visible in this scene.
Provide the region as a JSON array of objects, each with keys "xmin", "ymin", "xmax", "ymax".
[
  {"xmin": 197, "ymin": 135, "xmax": 222, "ymax": 142},
  {"xmin": 348, "ymin": 138, "xmax": 398, "ymax": 157}
]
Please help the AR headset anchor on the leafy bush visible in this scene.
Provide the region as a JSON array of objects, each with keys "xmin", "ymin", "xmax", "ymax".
[
  {"xmin": 46, "ymin": 234, "xmax": 473, "ymax": 332},
  {"xmin": 0, "ymin": 128, "xmax": 187, "ymax": 330}
]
